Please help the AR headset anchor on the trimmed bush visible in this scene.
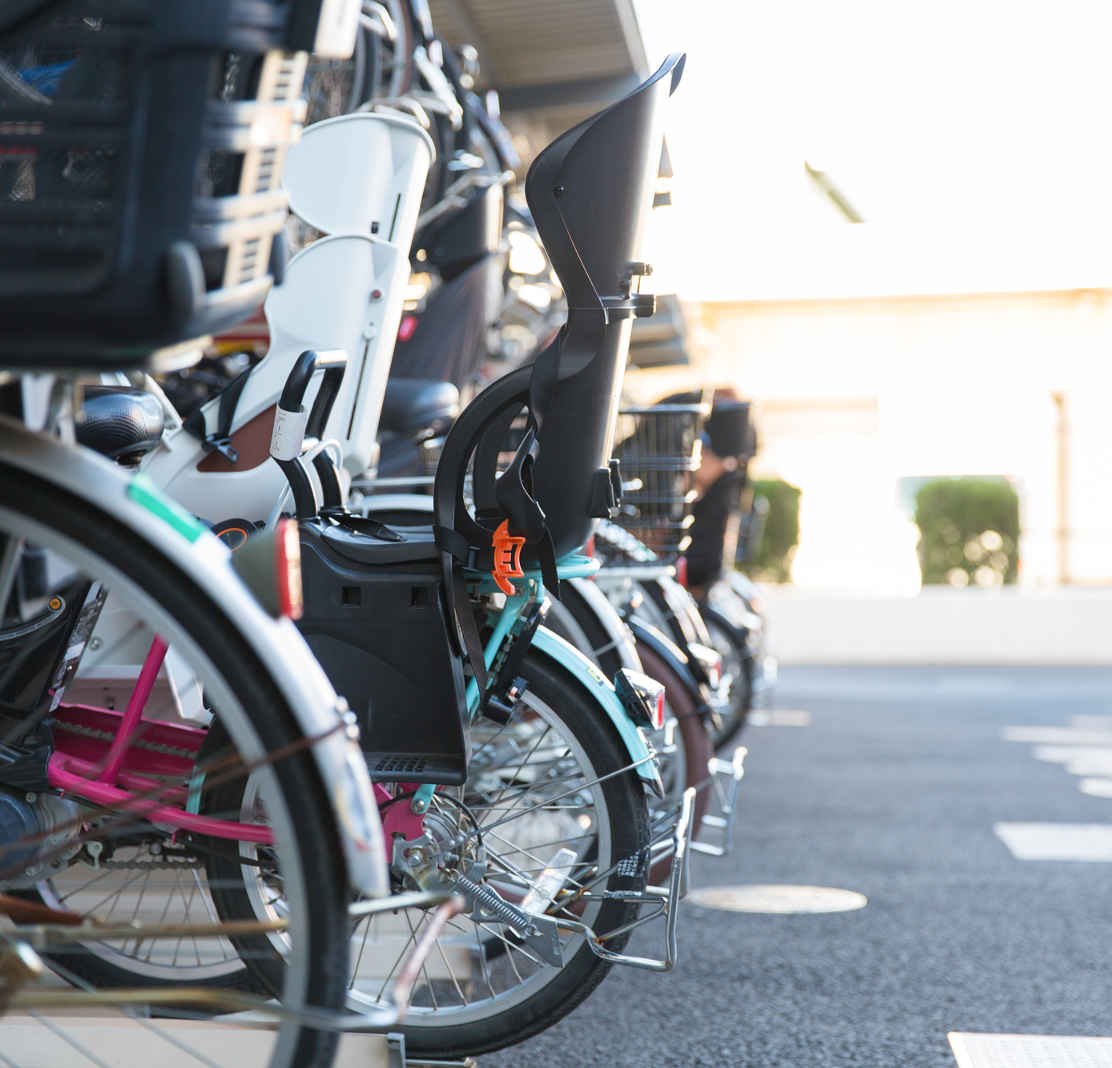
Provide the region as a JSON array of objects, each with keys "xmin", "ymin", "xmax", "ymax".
[
  {"xmin": 741, "ymin": 478, "xmax": 801, "ymax": 583},
  {"xmin": 914, "ymin": 477, "xmax": 1020, "ymax": 586}
]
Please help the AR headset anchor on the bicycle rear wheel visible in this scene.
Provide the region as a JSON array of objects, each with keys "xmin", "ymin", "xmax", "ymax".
[
  {"xmin": 0, "ymin": 461, "xmax": 350, "ymax": 1068},
  {"xmin": 194, "ymin": 649, "xmax": 652, "ymax": 1058},
  {"xmin": 702, "ymin": 608, "xmax": 753, "ymax": 749},
  {"xmin": 635, "ymin": 641, "xmax": 712, "ymax": 882}
]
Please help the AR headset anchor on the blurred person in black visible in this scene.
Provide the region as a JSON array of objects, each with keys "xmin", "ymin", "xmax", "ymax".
[{"xmin": 684, "ymin": 393, "xmax": 753, "ymax": 601}]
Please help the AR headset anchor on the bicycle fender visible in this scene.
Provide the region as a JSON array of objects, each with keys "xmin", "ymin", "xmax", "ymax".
[
  {"xmin": 0, "ymin": 418, "xmax": 387, "ymax": 898},
  {"xmin": 530, "ymin": 625, "xmax": 662, "ymax": 795},
  {"xmin": 564, "ymin": 575, "xmax": 642, "ymax": 673},
  {"xmin": 701, "ymin": 602, "xmax": 754, "ymax": 658},
  {"xmin": 627, "ymin": 617, "xmax": 704, "ymax": 702}
]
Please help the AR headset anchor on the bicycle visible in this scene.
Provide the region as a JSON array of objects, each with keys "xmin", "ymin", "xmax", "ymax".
[{"xmin": 0, "ymin": 3, "xmax": 431, "ymax": 1062}]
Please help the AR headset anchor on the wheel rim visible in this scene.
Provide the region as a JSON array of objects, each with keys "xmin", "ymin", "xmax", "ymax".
[
  {"xmin": 0, "ymin": 503, "xmax": 317, "ymax": 1068},
  {"xmin": 343, "ymin": 688, "xmax": 617, "ymax": 1029}
]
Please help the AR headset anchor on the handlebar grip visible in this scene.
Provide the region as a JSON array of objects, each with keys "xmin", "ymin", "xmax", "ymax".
[
  {"xmin": 277, "ymin": 349, "xmax": 347, "ymax": 414},
  {"xmin": 271, "ymin": 349, "xmax": 349, "ymax": 520}
]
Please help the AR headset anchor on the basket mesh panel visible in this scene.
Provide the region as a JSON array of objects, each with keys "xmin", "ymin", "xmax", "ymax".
[
  {"xmin": 612, "ymin": 405, "xmax": 707, "ymax": 555},
  {"xmin": 0, "ymin": 4, "xmax": 135, "ymax": 274}
]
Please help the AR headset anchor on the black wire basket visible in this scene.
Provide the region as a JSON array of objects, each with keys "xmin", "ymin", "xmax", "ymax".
[
  {"xmin": 0, "ymin": 0, "xmax": 335, "ymax": 368},
  {"xmin": 611, "ymin": 401, "xmax": 710, "ymax": 557}
]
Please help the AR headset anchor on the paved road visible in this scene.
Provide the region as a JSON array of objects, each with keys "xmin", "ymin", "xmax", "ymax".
[{"xmin": 483, "ymin": 666, "xmax": 1112, "ymax": 1067}]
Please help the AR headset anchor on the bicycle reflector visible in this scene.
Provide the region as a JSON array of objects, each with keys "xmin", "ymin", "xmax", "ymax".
[
  {"xmin": 276, "ymin": 518, "xmax": 303, "ymax": 620},
  {"xmin": 688, "ymin": 642, "xmax": 723, "ymax": 689},
  {"xmin": 615, "ymin": 668, "xmax": 667, "ymax": 730},
  {"xmin": 226, "ymin": 518, "xmax": 303, "ymax": 620}
]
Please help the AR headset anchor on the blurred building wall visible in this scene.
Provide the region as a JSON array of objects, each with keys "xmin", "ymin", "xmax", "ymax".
[{"xmin": 692, "ymin": 288, "xmax": 1112, "ymax": 590}]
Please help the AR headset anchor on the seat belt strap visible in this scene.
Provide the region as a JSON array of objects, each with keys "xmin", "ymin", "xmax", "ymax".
[{"xmin": 184, "ymin": 368, "xmax": 251, "ymax": 464}]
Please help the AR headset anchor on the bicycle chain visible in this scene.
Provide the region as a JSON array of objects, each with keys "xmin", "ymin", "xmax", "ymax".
[
  {"xmin": 98, "ymin": 857, "xmax": 203, "ymax": 871},
  {"xmin": 49, "ymin": 722, "xmax": 221, "ymax": 871},
  {"xmin": 52, "ymin": 718, "xmax": 200, "ymax": 761}
]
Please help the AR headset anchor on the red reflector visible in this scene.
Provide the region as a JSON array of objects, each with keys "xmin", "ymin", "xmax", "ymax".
[
  {"xmin": 707, "ymin": 657, "xmax": 722, "ymax": 688},
  {"xmin": 652, "ymin": 689, "xmax": 666, "ymax": 730},
  {"xmin": 276, "ymin": 519, "xmax": 303, "ymax": 620},
  {"xmin": 398, "ymin": 314, "xmax": 418, "ymax": 342},
  {"xmin": 675, "ymin": 555, "xmax": 688, "ymax": 588},
  {"xmin": 584, "ymin": 535, "xmax": 595, "ymax": 558}
]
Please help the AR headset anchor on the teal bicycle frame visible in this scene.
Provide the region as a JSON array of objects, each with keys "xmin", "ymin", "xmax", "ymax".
[{"xmin": 406, "ymin": 552, "xmax": 662, "ymax": 812}]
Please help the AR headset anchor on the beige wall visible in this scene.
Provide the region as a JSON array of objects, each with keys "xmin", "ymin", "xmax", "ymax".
[{"xmin": 690, "ymin": 289, "xmax": 1112, "ymax": 588}]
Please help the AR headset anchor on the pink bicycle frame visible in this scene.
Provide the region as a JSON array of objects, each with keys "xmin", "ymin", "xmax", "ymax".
[
  {"xmin": 47, "ymin": 637, "xmax": 416, "ymax": 860},
  {"xmin": 47, "ymin": 637, "xmax": 273, "ymax": 843}
]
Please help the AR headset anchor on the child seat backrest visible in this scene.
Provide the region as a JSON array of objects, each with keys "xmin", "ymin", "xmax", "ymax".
[
  {"xmin": 431, "ymin": 55, "xmax": 685, "ymax": 576},
  {"xmin": 156, "ymin": 234, "xmax": 403, "ymax": 523},
  {"xmin": 164, "ymin": 111, "xmax": 433, "ymax": 510},
  {"xmin": 523, "ymin": 53, "xmax": 685, "ymax": 558},
  {"xmin": 282, "ymin": 112, "xmax": 434, "ymax": 241}
]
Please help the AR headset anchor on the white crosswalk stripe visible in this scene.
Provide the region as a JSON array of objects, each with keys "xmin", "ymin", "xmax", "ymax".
[
  {"xmin": 994, "ymin": 822, "xmax": 1112, "ymax": 861},
  {"xmin": 950, "ymin": 1032, "xmax": 1112, "ymax": 1067}
]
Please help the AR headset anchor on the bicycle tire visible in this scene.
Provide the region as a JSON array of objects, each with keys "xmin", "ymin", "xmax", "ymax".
[
  {"xmin": 0, "ymin": 463, "xmax": 349, "ymax": 1068},
  {"xmin": 702, "ymin": 606, "xmax": 753, "ymax": 750},
  {"xmin": 403, "ymin": 650, "xmax": 650, "ymax": 1057},
  {"xmin": 635, "ymin": 641, "xmax": 712, "ymax": 882}
]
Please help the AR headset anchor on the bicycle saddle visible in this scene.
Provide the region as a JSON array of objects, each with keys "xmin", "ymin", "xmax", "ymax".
[
  {"xmin": 379, "ymin": 378, "xmax": 459, "ymax": 438},
  {"xmin": 76, "ymin": 386, "xmax": 165, "ymax": 465}
]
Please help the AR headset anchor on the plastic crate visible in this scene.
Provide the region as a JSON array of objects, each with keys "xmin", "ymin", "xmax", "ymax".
[
  {"xmin": 0, "ymin": 0, "xmax": 346, "ymax": 368},
  {"xmin": 612, "ymin": 401, "xmax": 709, "ymax": 556}
]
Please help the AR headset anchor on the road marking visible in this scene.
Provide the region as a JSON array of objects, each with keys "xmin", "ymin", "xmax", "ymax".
[
  {"xmin": 995, "ymin": 822, "xmax": 1112, "ymax": 861},
  {"xmin": 1072, "ymin": 715, "xmax": 1112, "ymax": 730},
  {"xmin": 1031, "ymin": 746, "xmax": 1112, "ymax": 763},
  {"xmin": 950, "ymin": 1032, "xmax": 1112, "ymax": 1067},
  {"xmin": 748, "ymin": 708, "xmax": 811, "ymax": 727},
  {"xmin": 686, "ymin": 884, "xmax": 866, "ymax": 914},
  {"xmin": 1031, "ymin": 747, "xmax": 1112, "ymax": 776},
  {"xmin": 1003, "ymin": 727, "xmax": 1112, "ymax": 746},
  {"xmin": 1079, "ymin": 778, "xmax": 1112, "ymax": 799}
]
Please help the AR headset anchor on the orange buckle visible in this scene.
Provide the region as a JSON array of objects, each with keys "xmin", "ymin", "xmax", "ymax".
[{"xmin": 491, "ymin": 519, "xmax": 526, "ymax": 595}]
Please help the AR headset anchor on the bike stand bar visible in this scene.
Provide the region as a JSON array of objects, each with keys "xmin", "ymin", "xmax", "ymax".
[
  {"xmin": 690, "ymin": 746, "xmax": 747, "ymax": 857},
  {"xmin": 570, "ymin": 785, "xmax": 696, "ymax": 972},
  {"xmin": 393, "ymin": 1032, "xmax": 477, "ymax": 1068}
]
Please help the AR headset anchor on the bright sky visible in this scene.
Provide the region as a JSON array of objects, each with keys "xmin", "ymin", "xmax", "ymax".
[{"xmin": 634, "ymin": 0, "xmax": 1112, "ymax": 300}]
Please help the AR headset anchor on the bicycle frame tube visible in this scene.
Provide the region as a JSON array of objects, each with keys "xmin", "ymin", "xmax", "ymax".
[
  {"xmin": 96, "ymin": 636, "xmax": 168, "ymax": 785},
  {"xmin": 45, "ymin": 696, "xmax": 275, "ymax": 844},
  {"xmin": 384, "ymin": 551, "xmax": 659, "ymax": 813}
]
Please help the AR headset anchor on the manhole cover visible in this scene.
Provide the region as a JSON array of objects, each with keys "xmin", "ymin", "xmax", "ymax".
[{"xmin": 687, "ymin": 884, "xmax": 867, "ymax": 914}]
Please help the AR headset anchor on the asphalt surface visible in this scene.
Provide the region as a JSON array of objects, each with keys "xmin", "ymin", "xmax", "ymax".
[{"xmin": 482, "ymin": 666, "xmax": 1112, "ymax": 1067}]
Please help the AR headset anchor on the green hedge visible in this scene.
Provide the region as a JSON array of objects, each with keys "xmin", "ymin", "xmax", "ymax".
[
  {"xmin": 913, "ymin": 478, "xmax": 1020, "ymax": 586},
  {"xmin": 742, "ymin": 478, "xmax": 801, "ymax": 583}
]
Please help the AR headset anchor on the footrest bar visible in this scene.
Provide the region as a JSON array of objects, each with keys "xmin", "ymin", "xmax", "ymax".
[{"xmin": 690, "ymin": 746, "xmax": 746, "ymax": 857}]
